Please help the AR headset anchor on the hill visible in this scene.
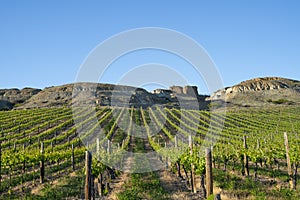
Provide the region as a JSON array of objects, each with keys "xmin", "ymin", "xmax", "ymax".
[
  {"xmin": 209, "ymin": 77, "xmax": 300, "ymax": 107},
  {"xmin": 0, "ymin": 83, "xmax": 209, "ymax": 110},
  {"xmin": 1, "ymin": 77, "xmax": 300, "ymax": 110}
]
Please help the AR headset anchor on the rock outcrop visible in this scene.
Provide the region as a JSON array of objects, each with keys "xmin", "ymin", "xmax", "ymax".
[
  {"xmin": 170, "ymin": 86, "xmax": 183, "ymax": 94},
  {"xmin": 208, "ymin": 77, "xmax": 300, "ymax": 107},
  {"xmin": 13, "ymin": 83, "xmax": 207, "ymax": 110},
  {"xmin": 0, "ymin": 100, "xmax": 14, "ymax": 110},
  {"xmin": 170, "ymin": 85, "xmax": 199, "ymax": 96},
  {"xmin": 183, "ymin": 86, "xmax": 198, "ymax": 96},
  {"xmin": 0, "ymin": 88, "xmax": 41, "ymax": 110}
]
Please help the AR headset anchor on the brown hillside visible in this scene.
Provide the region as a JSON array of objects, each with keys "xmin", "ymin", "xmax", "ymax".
[{"xmin": 209, "ymin": 77, "xmax": 300, "ymax": 107}]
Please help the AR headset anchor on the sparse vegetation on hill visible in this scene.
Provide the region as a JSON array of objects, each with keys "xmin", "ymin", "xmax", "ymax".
[{"xmin": 208, "ymin": 77, "xmax": 300, "ymax": 108}]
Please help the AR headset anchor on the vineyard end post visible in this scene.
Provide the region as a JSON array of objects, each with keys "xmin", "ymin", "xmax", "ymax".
[
  {"xmin": 85, "ymin": 151, "xmax": 92, "ymax": 200},
  {"xmin": 206, "ymin": 148, "xmax": 213, "ymax": 197}
]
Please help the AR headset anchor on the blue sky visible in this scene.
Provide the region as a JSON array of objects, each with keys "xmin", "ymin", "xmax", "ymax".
[{"xmin": 1, "ymin": 1, "xmax": 299, "ymax": 94}]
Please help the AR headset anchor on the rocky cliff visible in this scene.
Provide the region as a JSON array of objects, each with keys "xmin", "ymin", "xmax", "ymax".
[
  {"xmin": 209, "ymin": 77, "xmax": 300, "ymax": 107},
  {"xmin": 0, "ymin": 83, "xmax": 208, "ymax": 110},
  {"xmin": 0, "ymin": 88, "xmax": 41, "ymax": 110}
]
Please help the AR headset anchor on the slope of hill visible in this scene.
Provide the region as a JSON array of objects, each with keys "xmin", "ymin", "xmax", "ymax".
[
  {"xmin": 1, "ymin": 77, "xmax": 299, "ymax": 110},
  {"xmin": 0, "ymin": 83, "xmax": 208, "ymax": 110},
  {"xmin": 209, "ymin": 77, "xmax": 300, "ymax": 107}
]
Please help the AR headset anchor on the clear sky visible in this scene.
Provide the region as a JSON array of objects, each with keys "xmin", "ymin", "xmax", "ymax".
[{"xmin": 1, "ymin": 1, "xmax": 299, "ymax": 94}]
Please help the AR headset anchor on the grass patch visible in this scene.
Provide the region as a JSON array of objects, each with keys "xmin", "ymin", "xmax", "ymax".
[
  {"xmin": 117, "ymin": 136, "xmax": 167, "ymax": 200},
  {"xmin": 22, "ymin": 171, "xmax": 85, "ymax": 200},
  {"xmin": 213, "ymin": 168, "xmax": 300, "ymax": 200},
  {"xmin": 117, "ymin": 172, "xmax": 167, "ymax": 200}
]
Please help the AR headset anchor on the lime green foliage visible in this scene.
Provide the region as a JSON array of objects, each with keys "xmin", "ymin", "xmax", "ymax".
[
  {"xmin": 1, "ymin": 106, "xmax": 300, "ymax": 199},
  {"xmin": 207, "ymin": 194, "xmax": 216, "ymax": 200}
]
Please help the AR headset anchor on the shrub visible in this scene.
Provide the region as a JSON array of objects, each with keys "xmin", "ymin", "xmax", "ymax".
[{"xmin": 272, "ymin": 99, "xmax": 289, "ymax": 104}]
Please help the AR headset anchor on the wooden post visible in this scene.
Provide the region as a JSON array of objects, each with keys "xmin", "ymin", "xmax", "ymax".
[
  {"xmin": 174, "ymin": 135, "xmax": 178, "ymax": 148},
  {"xmin": 176, "ymin": 161, "xmax": 182, "ymax": 178},
  {"xmin": 174, "ymin": 135, "xmax": 182, "ymax": 178},
  {"xmin": 189, "ymin": 135, "xmax": 196, "ymax": 193},
  {"xmin": 96, "ymin": 138, "xmax": 100, "ymax": 159},
  {"xmin": 91, "ymin": 175, "xmax": 95, "ymax": 200},
  {"xmin": 292, "ymin": 162, "xmax": 298, "ymax": 190},
  {"xmin": 165, "ymin": 156, "xmax": 169, "ymax": 169},
  {"xmin": 284, "ymin": 132, "xmax": 294, "ymax": 189},
  {"xmin": 51, "ymin": 142, "xmax": 53, "ymax": 152},
  {"xmin": 206, "ymin": 148, "xmax": 213, "ymax": 197},
  {"xmin": 71, "ymin": 144, "xmax": 75, "ymax": 171},
  {"xmin": 98, "ymin": 173, "xmax": 103, "ymax": 196},
  {"xmin": 107, "ymin": 140, "xmax": 111, "ymax": 154},
  {"xmin": 85, "ymin": 151, "xmax": 92, "ymax": 200},
  {"xmin": 211, "ymin": 146, "xmax": 216, "ymax": 169},
  {"xmin": 22, "ymin": 143, "xmax": 26, "ymax": 173},
  {"xmin": 200, "ymin": 173, "xmax": 207, "ymax": 198},
  {"xmin": 243, "ymin": 136, "xmax": 249, "ymax": 176},
  {"xmin": 40, "ymin": 142, "xmax": 45, "ymax": 183}
]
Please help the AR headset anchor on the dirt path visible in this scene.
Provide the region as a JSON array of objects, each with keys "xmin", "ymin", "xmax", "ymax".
[
  {"xmin": 103, "ymin": 119, "xmax": 206, "ymax": 200},
  {"xmin": 105, "ymin": 164, "xmax": 204, "ymax": 200},
  {"xmin": 157, "ymin": 170, "xmax": 205, "ymax": 200},
  {"xmin": 102, "ymin": 135, "xmax": 135, "ymax": 200},
  {"xmin": 103, "ymin": 172, "xmax": 130, "ymax": 200}
]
